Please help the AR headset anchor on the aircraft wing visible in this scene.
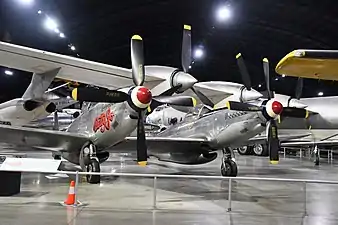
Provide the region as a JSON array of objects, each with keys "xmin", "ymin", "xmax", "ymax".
[
  {"xmin": 245, "ymin": 132, "xmax": 313, "ymax": 145},
  {"xmin": 113, "ymin": 136, "xmax": 211, "ymax": 153},
  {"xmin": 0, "ymin": 124, "xmax": 88, "ymax": 152},
  {"xmin": 0, "ymin": 41, "xmax": 164, "ymax": 90},
  {"xmin": 275, "ymin": 49, "xmax": 338, "ymax": 81}
]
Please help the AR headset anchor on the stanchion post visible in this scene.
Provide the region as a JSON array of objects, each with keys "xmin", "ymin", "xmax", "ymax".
[
  {"xmin": 153, "ymin": 176, "xmax": 157, "ymax": 209},
  {"xmin": 227, "ymin": 178, "xmax": 232, "ymax": 212},
  {"xmin": 303, "ymin": 182, "xmax": 307, "ymax": 216},
  {"xmin": 74, "ymin": 171, "xmax": 79, "ymax": 207}
]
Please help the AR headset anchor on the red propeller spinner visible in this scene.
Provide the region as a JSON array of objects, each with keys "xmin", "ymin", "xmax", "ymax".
[{"xmin": 130, "ymin": 86, "xmax": 153, "ymax": 109}]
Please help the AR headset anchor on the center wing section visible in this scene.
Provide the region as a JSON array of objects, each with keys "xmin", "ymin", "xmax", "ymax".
[
  {"xmin": 0, "ymin": 41, "xmax": 164, "ymax": 90},
  {"xmin": 0, "ymin": 124, "xmax": 88, "ymax": 152},
  {"xmin": 112, "ymin": 136, "xmax": 212, "ymax": 154}
]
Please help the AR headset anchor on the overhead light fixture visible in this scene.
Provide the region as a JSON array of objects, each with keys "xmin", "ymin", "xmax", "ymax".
[
  {"xmin": 59, "ymin": 33, "xmax": 65, "ymax": 38},
  {"xmin": 18, "ymin": 0, "xmax": 34, "ymax": 5},
  {"xmin": 70, "ymin": 45, "xmax": 76, "ymax": 51},
  {"xmin": 318, "ymin": 92, "xmax": 324, "ymax": 96},
  {"xmin": 216, "ymin": 5, "xmax": 231, "ymax": 21},
  {"xmin": 282, "ymin": 74, "xmax": 286, "ymax": 77},
  {"xmin": 189, "ymin": 65, "xmax": 192, "ymax": 69},
  {"xmin": 44, "ymin": 17, "xmax": 58, "ymax": 31},
  {"xmin": 194, "ymin": 48, "xmax": 204, "ymax": 59},
  {"xmin": 38, "ymin": 10, "xmax": 42, "ymax": 14},
  {"xmin": 4, "ymin": 70, "xmax": 13, "ymax": 76},
  {"xmin": 258, "ymin": 84, "xmax": 262, "ymax": 88},
  {"xmin": 54, "ymin": 28, "xmax": 60, "ymax": 33},
  {"xmin": 275, "ymin": 78, "xmax": 279, "ymax": 81}
]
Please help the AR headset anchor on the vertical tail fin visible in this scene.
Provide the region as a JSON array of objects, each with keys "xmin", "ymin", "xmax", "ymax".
[{"xmin": 22, "ymin": 68, "xmax": 61, "ymax": 100}]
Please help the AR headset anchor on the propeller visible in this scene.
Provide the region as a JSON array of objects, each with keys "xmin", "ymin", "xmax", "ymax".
[
  {"xmin": 236, "ymin": 53, "xmax": 252, "ymax": 91},
  {"xmin": 71, "ymin": 34, "xmax": 197, "ymax": 166}
]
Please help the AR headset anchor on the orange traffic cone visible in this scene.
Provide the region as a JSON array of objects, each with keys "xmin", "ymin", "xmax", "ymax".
[{"xmin": 64, "ymin": 180, "xmax": 76, "ymax": 205}]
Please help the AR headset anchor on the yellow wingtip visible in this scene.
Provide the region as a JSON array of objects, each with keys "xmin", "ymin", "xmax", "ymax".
[
  {"xmin": 138, "ymin": 161, "xmax": 147, "ymax": 166},
  {"xmin": 71, "ymin": 88, "xmax": 78, "ymax": 100},
  {"xmin": 132, "ymin": 35, "xmax": 142, "ymax": 40},
  {"xmin": 236, "ymin": 53, "xmax": 242, "ymax": 59},
  {"xmin": 263, "ymin": 58, "xmax": 269, "ymax": 63},
  {"xmin": 184, "ymin": 24, "xmax": 191, "ymax": 30},
  {"xmin": 270, "ymin": 160, "xmax": 279, "ymax": 165}
]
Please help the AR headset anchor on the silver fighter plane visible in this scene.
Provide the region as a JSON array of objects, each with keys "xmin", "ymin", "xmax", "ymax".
[{"xmin": 0, "ymin": 35, "xmax": 197, "ymax": 184}]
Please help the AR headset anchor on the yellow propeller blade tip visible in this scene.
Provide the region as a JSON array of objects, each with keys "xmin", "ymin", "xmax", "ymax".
[
  {"xmin": 226, "ymin": 101, "xmax": 230, "ymax": 109},
  {"xmin": 191, "ymin": 97, "xmax": 197, "ymax": 107},
  {"xmin": 147, "ymin": 106, "xmax": 152, "ymax": 113},
  {"xmin": 138, "ymin": 161, "xmax": 147, "ymax": 166},
  {"xmin": 184, "ymin": 24, "xmax": 191, "ymax": 30},
  {"xmin": 132, "ymin": 35, "xmax": 142, "ymax": 40},
  {"xmin": 236, "ymin": 53, "xmax": 242, "ymax": 59},
  {"xmin": 71, "ymin": 88, "xmax": 78, "ymax": 100},
  {"xmin": 270, "ymin": 160, "xmax": 279, "ymax": 165},
  {"xmin": 263, "ymin": 58, "xmax": 269, "ymax": 62},
  {"xmin": 305, "ymin": 110, "xmax": 309, "ymax": 119}
]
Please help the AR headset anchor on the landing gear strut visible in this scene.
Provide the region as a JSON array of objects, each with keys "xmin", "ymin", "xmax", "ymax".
[
  {"xmin": 313, "ymin": 145, "xmax": 320, "ymax": 166},
  {"xmin": 220, "ymin": 148, "xmax": 238, "ymax": 177},
  {"xmin": 80, "ymin": 143, "xmax": 101, "ymax": 184}
]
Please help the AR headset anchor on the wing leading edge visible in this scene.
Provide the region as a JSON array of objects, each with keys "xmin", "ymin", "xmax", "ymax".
[{"xmin": 0, "ymin": 41, "xmax": 164, "ymax": 90}]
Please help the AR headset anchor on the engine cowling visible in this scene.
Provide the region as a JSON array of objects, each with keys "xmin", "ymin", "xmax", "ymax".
[{"xmin": 155, "ymin": 152, "xmax": 218, "ymax": 165}]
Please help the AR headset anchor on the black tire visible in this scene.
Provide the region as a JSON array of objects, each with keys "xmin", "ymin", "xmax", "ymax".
[
  {"xmin": 237, "ymin": 146, "xmax": 253, "ymax": 155},
  {"xmin": 52, "ymin": 152, "xmax": 62, "ymax": 160},
  {"xmin": 86, "ymin": 159, "xmax": 101, "ymax": 184},
  {"xmin": 221, "ymin": 159, "xmax": 238, "ymax": 177},
  {"xmin": 253, "ymin": 144, "xmax": 269, "ymax": 156}
]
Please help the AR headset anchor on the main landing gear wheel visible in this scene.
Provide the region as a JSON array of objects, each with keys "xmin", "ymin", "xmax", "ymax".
[
  {"xmin": 87, "ymin": 159, "xmax": 100, "ymax": 184},
  {"xmin": 237, "ymin": 146, "xmax": 253, "ymax": 155},
  {"xmin": 253, "ymin": 144, "xmax": 269, "ymax": 156},
  {"xmin": 220, "ymin": 148, "xmax": 238, "ymax": 177},
  {"xmin": 80, "ymin": 143, "xmax": 101, "ymax": 184},
  {"xmin": 221, "ymin": 159, "xmax": 238, "ymax": 177}
]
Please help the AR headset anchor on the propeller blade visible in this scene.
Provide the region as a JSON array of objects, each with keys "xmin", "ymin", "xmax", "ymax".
[
  {"xmin": 295, "ymin": 78, "xmax": 303, "ymax": 100},
  {"xmin": 263, "ymin": 58, "xmax": 273, "ymax": 99},
  {"xmin": 281, "ymin": 107, "xmax": 309, "ymax": 118},
  {"xmin": 236, "ymin": 53, "xmax": 252, "ymax": 90},
  {"xmin": 136, "ymin": 111, "xmax": 147, "ymax": 165},
  {"xmin": 226, "ymin": 101, "xmax": 261, "ymax": 112},
  {"xmin": 191, "ymin": 87, "xmax": 214, "ymax": 108},
  {"xmin": 131, "ymin": 35, "xmax": 145, "ymax": 86},
  {"xmin": 181, "ymin": 25, "xmax": 192, "ymax": 73},
  {"xmin": 71, "ymin": 87, "xmax": 129, "ymax": 103},
  {"xmin": 159, "ymin": 84, "xmax": 183, "ymax": 96},
  {"xmin": 267, "ymin": 120, "xmax": 280, "ymax": 164}
]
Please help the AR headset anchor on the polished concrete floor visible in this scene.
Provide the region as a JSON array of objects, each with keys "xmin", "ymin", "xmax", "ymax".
[{"xmin": 1, "ymin": 151, "xmax": 338, "ymax": 224}]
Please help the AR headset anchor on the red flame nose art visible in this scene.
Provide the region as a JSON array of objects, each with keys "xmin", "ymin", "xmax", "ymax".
[
  {"xmin": 136, "ymin": 87, "xmax": 152, "ymax": 104},
  {"xmin": 272, "ymin": 101, "xmax": 283, "ymax": 115}
]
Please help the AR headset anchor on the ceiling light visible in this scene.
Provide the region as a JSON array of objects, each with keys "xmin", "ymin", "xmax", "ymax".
[
  {"xmin": 282, "ymin": 74, "xmax": 286, "ymax": 77},
  {"xmin": 189, "ymin": 65, "xmax": 192, "ymax": 69},
  {"xmin": 44, "ymin": 17, "xmax": 58, "ymax": 31},
  {"xmin": 18, "ymin": 0, "xmax": 34, "ymax": 5},
  {"xmin": 38, "ymin": 10, "xmax": 42, "ymax": 14},
  {"xmin": 4, "ymin": 70, "xmax": 13, "ymax": 76},
  {"xmin": 275, "ymin": 78, "xmax": 278, "ymax": 81},
  {"xmin": 59, "ymin": 33, "xmax": 65, "ymax": 38},
  {"xmin": 258, "ymin": 84, "xmax": 262, "ymax": 88},
  {"xmin": 216, "ymin": 6, "xmax": 231, "ymax": 21},
  {"xmin": 70, "ymin": 45, "xmax": 76, "ymax": 51},
  {"xmin": 54, "ymin": 28, "xmax": 60, "ymax": 33},
  {"xmin": 318, "ymin": 92, "xmax": 323, "ymax": 96},
  {"xmin": 194, "ymin": 48, "xmax": 204, "ymax": 59}
]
